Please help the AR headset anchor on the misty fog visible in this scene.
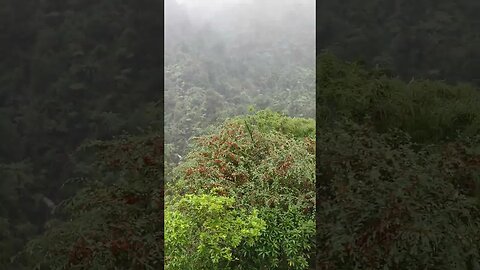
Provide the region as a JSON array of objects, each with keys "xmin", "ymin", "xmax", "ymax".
[{"xmin": 165, "ymin": 0, "xmax": 315, "ymax": 165}]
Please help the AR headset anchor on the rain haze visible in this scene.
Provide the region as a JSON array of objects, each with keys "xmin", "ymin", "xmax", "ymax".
[{"xmin": 164, "ymin": 0, "xmax": 315, "ymax": 164}]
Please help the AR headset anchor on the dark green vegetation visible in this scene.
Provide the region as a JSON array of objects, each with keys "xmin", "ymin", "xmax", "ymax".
[
  {"xmin": 0, "ymin": 0, "xmax": 162, "ymax": 268},
  {"xmin": 318, "ymin": 0, "xmax": 480, "ymax": 85},
  {"xmin": 317, "ymin": 4, "xmax": 480, "ymax": 266},
  {"xmin": 317, "ymin": 53, "xmax": 480, "ymax": 269}
]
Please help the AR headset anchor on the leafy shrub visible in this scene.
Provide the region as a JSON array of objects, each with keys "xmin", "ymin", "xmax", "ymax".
[
  {"xmin": 165, "ymin": 194, "xmax": 265, "ymax": 269},
  {"xmin": 167, "ymin": 110, "xmax": 316, "ymax": 269}
]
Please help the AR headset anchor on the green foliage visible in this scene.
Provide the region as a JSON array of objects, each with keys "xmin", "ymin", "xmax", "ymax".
[
  {"xmin": 165, "ymin": 194, "xmax": 265, "ymax": 270},
  {"xmin": 317, "ymin": 54, "xmax": 480, "ymax": 269},
  {"xmin": 233, "ymin": 109, "xmax": 315, "ymax": 140},
  {"xmin": 317, "ymin": 52, "xmax": 480, "ymax": 143},
  {"xmin": 167, "ymin": 110, "xmax": 315, "ymax": 269}
]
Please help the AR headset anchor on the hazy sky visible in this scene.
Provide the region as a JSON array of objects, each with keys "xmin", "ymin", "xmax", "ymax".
[
  {"xmin": 173, "ymin": 0, "xmax": 314, "ymax": 23},
  {"xmin": 175, "ymin": 0, "xmax": 250, "ymax": 5}
]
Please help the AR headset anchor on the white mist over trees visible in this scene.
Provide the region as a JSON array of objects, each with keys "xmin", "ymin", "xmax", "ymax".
[{"xmin": 164, "ymin": 0, "xmax": 315, "ymax": 165}]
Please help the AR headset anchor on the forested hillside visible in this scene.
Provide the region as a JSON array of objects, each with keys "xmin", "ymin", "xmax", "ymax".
[
  {"xmin": 164, "ymin": 0, "xmax": 315, "ymax": 168},
  {"xmin": 316, "ymin": 53, "xmax": 480, "ymax": 269}
]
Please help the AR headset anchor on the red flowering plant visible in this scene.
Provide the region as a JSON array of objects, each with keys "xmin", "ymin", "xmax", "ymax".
[{"xmin": 166, "ymin": 110, "xmax": 316, "ymax": 269}]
